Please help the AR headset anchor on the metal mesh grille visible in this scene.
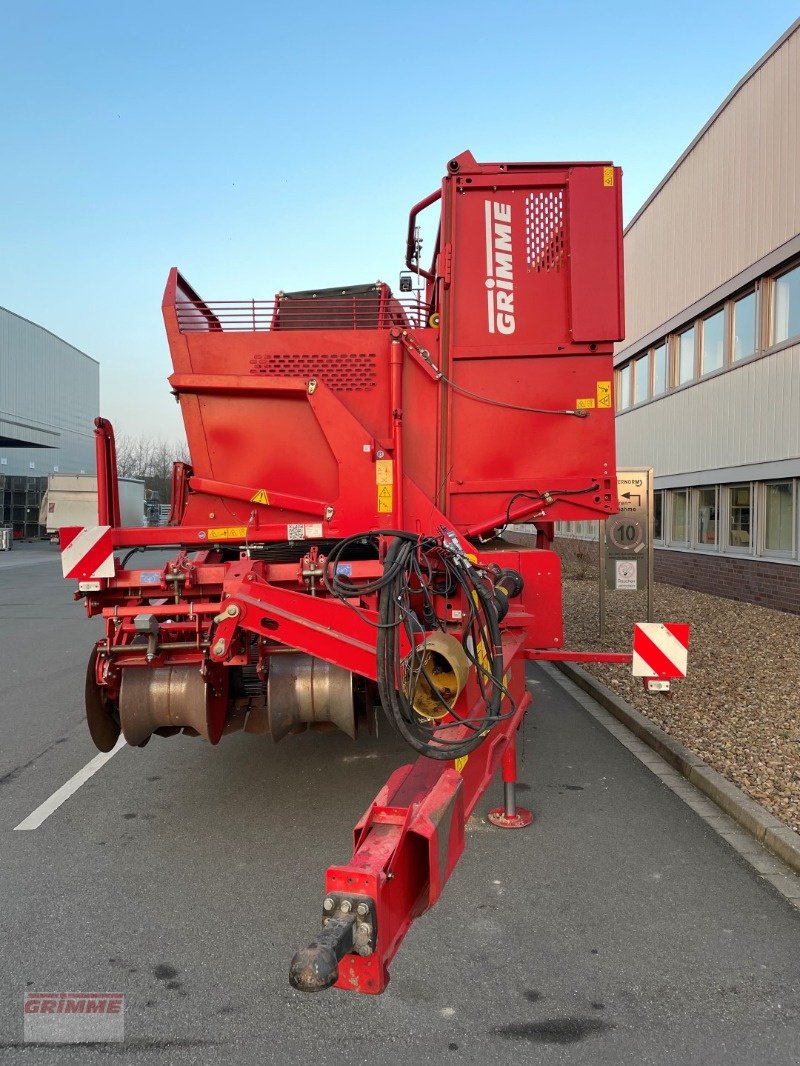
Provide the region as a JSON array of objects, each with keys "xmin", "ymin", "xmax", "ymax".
[
  {"xmin": 248, "ymin": 352, "xmax": 377, "ymax": 391},
  {"xmin": 525, "ymin": 190, "xmax": 564, "ymax": 272}
]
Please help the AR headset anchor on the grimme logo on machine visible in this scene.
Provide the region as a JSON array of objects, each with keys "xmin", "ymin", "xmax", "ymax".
[{"xmin": 484, "ymin": 200, "xmax": 515, "ymax": 335}]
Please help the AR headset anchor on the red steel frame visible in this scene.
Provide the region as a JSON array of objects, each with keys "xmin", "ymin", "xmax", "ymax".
[
  {"xmin": 62, "ymin": 152, "xmax": 632, "ymax": 994},
  {"xmin": 328, "ymin": 668, "xmax": 529, "ymax": 994}
]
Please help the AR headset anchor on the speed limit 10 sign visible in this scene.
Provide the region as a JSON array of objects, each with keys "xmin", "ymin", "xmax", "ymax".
[
  {"xmin": 608, "ymin": 517, "xmax": 644, "ymax": 551},
  {"xmin": 604, "ymin": 469, "xmax": 652, "ymax": 591}
]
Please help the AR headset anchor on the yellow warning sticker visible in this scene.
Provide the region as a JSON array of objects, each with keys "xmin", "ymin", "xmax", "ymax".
[
  {"xmin": 603, "ymin": 166, "xmax": 614, "ymax": 187},
  {"xmin": 576, "ymin": 397, "xmax": 596, "ymax": 409},
  {"xmin": 475, "ymin": 639, "xmax": 489, "ymax": 673},
  {"xmin": 207, "ymin": 526, "xmax": 248, "ymax": 540},
  {"xmin": 501, "ymin": 672, "xmax": 511, "ymax": 702},
  {"xmin": 375, "ymin": 459, "xmax": 394, "ymax": 485},
  {"xmin": 454, "ymin": 756, "xmax": 469, "ymax": 774},
  {"xmin": 377, "ymin": 484, "xmax": 393, "ymax": 513},
  {"xmin": 249, "ymin": 489, "xmax": 270, "ymax": 505},
  {"xmin": 596, "ymin": 380, "xmax": 612, "ymax": 408}
]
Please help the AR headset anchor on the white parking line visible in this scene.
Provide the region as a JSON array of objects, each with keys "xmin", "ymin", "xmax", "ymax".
[
  {"xmin": 0, "ymin": 556, "xmax": 61, "ymax": 571},
  {"xmin": 13, "ymin": 736, "xmax": 127, "ymax": 831}
]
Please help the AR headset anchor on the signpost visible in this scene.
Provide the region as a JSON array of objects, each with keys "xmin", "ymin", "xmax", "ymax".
[{"xmin": 598, "ymin": 468, "xmax": 653, "ymax": 636}]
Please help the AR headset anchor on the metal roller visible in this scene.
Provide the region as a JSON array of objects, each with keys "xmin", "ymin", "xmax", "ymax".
[
  {"xmin": 266, "ymin": 654, "xmax": 355, "ymax": 741},
  {"xmin": 119, "ymin": 666, "xmax": 216, "ymax": 746}
]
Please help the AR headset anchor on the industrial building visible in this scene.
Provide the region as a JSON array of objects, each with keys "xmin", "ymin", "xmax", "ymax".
[
  {"xmin": 557, "ymin": 19, "xmax": 800, "ymax": 613},
  {"xmin": 0, "ymin": 305, "xmax": 98, "ymax": 537}
]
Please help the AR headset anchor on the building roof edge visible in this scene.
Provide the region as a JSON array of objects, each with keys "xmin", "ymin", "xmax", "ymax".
[
  {"xmin": 0, "ymin": 304, "xmax": 99, "ymax": 367},
  {"xmin": 624, "ymin": 18, "xmax": 800, "ymax": 234}
]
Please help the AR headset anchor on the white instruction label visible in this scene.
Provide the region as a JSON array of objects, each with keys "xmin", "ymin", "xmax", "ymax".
[{"xmin": 614, "ymin": 559, "xmax": 638, "ymax": 590}]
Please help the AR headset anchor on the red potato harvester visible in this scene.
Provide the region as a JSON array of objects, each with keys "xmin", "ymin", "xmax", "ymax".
[{"xmin": 60, "ymin": 151, "xmax": 671, "ymax": 994}]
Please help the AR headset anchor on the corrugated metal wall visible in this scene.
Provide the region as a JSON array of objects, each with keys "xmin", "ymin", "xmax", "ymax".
[
  {"xmin": 0, "ymin": 307, "xmax": 98, "ymax": 477},
  {"xmin": 622, "ymin": 24, "xmax": 800, "ymax": 348},
  {"xmin": 617, "ymin": 341, "xmax": 800, "ymax": 476}
]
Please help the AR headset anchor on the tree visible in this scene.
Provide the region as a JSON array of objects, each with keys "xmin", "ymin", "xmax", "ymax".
[{"xmin": 115, "ymin": 434, "xmax": 190, "ymax": 506}]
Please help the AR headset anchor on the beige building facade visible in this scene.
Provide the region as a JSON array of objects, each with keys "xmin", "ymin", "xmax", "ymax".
[{"xmin": 560, "ymin": 20, "xmax": 800, "ymax": 612}]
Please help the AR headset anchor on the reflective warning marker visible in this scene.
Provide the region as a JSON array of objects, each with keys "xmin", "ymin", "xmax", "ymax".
[
  {"xmin": 632, "ymin": 622, "xmax": 689, "ymax": 679},
  {"xmin": 59, "ymin": 526, "xmax": 115, "ymax": 580}
]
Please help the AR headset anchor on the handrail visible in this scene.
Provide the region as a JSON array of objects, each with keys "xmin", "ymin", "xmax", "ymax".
[
  {"xmin": 405, "ymin": 189, "xmax": 442, "ymax": 282},
  {"xmin": 173, "ymin": 296, "xmax": 427, "ymax": 333}
]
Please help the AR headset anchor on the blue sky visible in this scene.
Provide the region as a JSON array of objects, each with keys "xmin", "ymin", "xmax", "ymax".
[{"xmin": 1, "ymin": 2, "xmax": 797, "ymax": 441}]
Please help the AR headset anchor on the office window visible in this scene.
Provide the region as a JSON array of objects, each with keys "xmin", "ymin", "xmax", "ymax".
[
  {"xmin": 652, "ymin": 343, "xmax": 667, "ymax": 396},
  {"xmin": 733, "ymin": 290, "xmax": 756, "ymax": 360},
  {"xmin": 634, "ymin": 353, "xmax": 649, "ymax": 404},
  {"xmin": 763, "ymin": 481, "xmax": 794, "ymax": 553},
  {"xmin": 669, "ymin": 490, "xmax": 688, "ymax": 544},
  {"xmin": 677, "ymin": 327, "xmax": 695, "ymax": 384},
  {"xmin": 617, "ymin": 363, "xmax": 631, "ymax": 410},
  {"xmin": 653, "ymin": 490, "xmax": 663, "ymax": 541},
  {"xmin": 728, "ymin": 484, "xmax": 751, "ymax": 550},
  {"xmin": 701, "ymin": 309, "xmax": 724, "ymax": 374},
  {"xmin": 696, "ymin": 487, "xmax": 718, "ymax": 546},
  {"xmin": 774, "ymin": 265, "xmax": 800, "ymax": 344}
]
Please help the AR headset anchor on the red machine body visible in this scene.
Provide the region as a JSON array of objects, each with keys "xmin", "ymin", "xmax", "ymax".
[
  {"xmin": 61, "ymin": 151, "xmax": 625, "ymax": 994},
  {"xmin": 161, "ymin": 152, "xmax": 622, "ymax": 543}
]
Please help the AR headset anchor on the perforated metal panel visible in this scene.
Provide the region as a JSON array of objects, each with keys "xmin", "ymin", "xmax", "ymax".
[
  {"xmin": 525, "ymin": 190, "xmax": 564, "ymax": 272},
  {"xmin": 248, "ymin": 352, "xmax": 377, "ymax": 391}
]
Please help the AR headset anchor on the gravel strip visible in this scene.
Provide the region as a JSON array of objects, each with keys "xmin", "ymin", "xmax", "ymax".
[{"xmin": 556, "ymin": 564, "xmax": 800, "ymax": 834}]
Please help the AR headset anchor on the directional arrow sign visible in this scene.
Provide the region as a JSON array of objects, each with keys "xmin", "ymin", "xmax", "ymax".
[
  {"xmin": 604, "ymin": 469, "xmax": 652, "ymax": 591},
  {"xmin": 600, "ymin": 468, "xmax": 655, "ymax": 631}
]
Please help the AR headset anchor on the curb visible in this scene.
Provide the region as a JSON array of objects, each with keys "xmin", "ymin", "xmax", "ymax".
[{"xmin": 555, "ymin": 661, "xmax": 800, "ymax": 878}]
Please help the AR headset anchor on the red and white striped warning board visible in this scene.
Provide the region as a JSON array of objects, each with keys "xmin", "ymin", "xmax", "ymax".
[
  {"xmin": 632, "ymin": 622, "xmax": 690, "ymax": 679},
  {"xmin": 59, "ymin": 526, "xmax": 115, "ymax": 580}
]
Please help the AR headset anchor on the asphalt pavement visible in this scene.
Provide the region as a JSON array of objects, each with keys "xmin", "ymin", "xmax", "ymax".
[{"xmin": 1, "ymin": 541, "xmax": 799, "ymax": 1064}]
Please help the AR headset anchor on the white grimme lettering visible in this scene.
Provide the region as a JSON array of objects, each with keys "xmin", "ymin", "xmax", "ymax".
[{"xmin": 484, "ymin": 200, "xmax": 516, "ymax": 335}]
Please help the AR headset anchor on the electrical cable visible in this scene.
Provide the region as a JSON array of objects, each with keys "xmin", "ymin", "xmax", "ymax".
[
  {"xmin": 440, "ymin": 376, "xmax": 588, "ymax": 417},
  {"xmin": 321, "ymin": 530, "xmax": 516, "ymax": 759},
  {"xmin": 375, "ymin": 536, "xmax": 514, "ymax": 760},
  {"xmin": 502, "ymin": 483, "xmax": 600, "ymax": 530},
  {"xmin": 120, "ymin": 546, "xmax": 145, "ymax": 569},
  {"xmin": 403, "ymin": 338, "xmax": 588, "ymax": 417},
  {"xmin": 322, "ymin": 531, "xmax": 438, "ymax": 630}
]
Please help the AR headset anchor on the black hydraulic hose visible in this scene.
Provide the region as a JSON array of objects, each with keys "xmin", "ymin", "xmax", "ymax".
[{"xmin": 376, "ymin": 539, "xmax": 507, "ymax": 761}]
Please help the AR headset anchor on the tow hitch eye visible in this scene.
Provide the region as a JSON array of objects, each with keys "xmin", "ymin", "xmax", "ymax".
[{"xmin": 289, "ymin": 894, "xmax": 377, "ymax": 992}]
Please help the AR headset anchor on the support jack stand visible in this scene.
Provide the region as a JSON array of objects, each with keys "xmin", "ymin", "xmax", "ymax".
[{"xmin": 488, "ymin": 735, "xmax": 533, "ymax": 828}]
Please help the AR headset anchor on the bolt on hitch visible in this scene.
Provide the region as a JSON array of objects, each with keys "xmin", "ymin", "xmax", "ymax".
[{"xmin": 289, "ymin": 893, "xmax": 377, "ymax": 993}]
